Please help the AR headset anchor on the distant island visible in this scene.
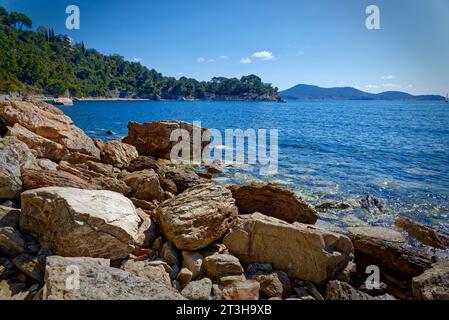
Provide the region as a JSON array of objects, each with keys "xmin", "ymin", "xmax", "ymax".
[
  {"xmin": 280, "ymin": 84, "xmax": 444, "ymax": 101},
  {"xmin": 0, "ymin": 7, "xmax": 280, "ymax": 102}
]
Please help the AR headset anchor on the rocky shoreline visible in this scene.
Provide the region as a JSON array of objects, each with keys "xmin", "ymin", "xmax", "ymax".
[{"xmin": 0, "ymin": 98, "xmax": 448, "ymax": 300}]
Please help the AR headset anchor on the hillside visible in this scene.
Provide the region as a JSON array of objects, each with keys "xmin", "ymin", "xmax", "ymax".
[
  {"xmin": 280, "ymin": 84, "xmax": 444, "ymax": 101},
  {"xmin": 0, "ymin": 7, "xmax": 279, "ymax": 101}
]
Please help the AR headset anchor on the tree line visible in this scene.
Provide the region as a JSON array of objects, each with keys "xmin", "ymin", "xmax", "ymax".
[{"xmin": 0, "ymin": 7, "xmax": 279, "ymax": 100}]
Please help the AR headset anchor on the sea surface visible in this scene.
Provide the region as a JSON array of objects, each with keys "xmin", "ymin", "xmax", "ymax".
[{"xmin": 60, "ymin": 100, "xmax": 449, "ymax": 235}]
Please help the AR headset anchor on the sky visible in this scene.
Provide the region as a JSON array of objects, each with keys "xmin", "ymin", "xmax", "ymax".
[{"xmin": 1, "ymin": 0, "xmax": 449, "ymax": 95}]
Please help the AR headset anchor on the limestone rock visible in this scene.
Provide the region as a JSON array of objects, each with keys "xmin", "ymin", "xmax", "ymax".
[
  {"xmin": 155, "ymin": 184, "xmax": 238, "ymax": 250},
  {"xmin": 43, "ymin": 256, "xmax": 185, "ymax": 300},
  {"xmin": 348, "ymin": 226, "xmax": 406, "ymax": 243},
  {"xmin": 21, "ymin": 168, "xmax": 93, "ymax": 191},
  {"xmin": 123, "ymin": 169, "xmax": 164, "ymax": 202},
  {"xmin": 181, "ymin": 278, "xmax": 212, "ymax": 300},
  {"xmin": 20, "ymin": 187, "xmax": 140, "ymax": 259},
  {"xmin": 203, "ymin": 253, "xmax": 244, "ymax": 279},
  {"xmin": 121, "ymin": 260, "xmax": 172, "ymax": 289},
  {"xmin": 223, "ymin": 213, "xmax": 354, "ymax": 285},
  {"xmin": 101, "ymin": 140, "xmax": 138, "ymax": 169},
  {"xmin": 6, "ymin": 123, "xmax": 67, "ymax": 162},
  {"xmin": 223, "ymin": 280, "xmax": 260, "ymax": 300},
  {"xmin": 228, "ymin": 183, "xmax": 318, "ymax": 224},
  {"xmin": 0, "ymin": 101, "xmax": 100, "ymax": 159},
  {"xmin": 412, "ymin": 261, "xmax": 449, "ymax": 300}
]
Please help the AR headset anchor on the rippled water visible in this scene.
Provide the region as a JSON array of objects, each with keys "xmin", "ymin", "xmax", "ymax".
[{"xmin": 60, "ymin": 100, "xmax": 449, "ymax": 233}]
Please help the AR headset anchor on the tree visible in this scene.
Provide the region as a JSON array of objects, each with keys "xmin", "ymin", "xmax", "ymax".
[
  {"xmin": 37, "ymin": 25, "xmax": 47, "ymax": 37},
  {"xmin": 9, "ymin": 12, "xmax": 32, "ymax": 30}
]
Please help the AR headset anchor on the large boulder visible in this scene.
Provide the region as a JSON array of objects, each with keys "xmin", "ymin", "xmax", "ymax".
[
  {"xmin": 228, "ymin": 183, "xmax": 318, "ymax": 224},
  {"xmin": 100, "ymin": 140, "xmax": 138, "ymax": 169},
  {"xmin": 164, "ymin": 167, "xmax": 209, "ymax": 193},
  {"xmin": 155, "ymin": 184, "xmax": 238, "ymax": 250},
  {"xmin": 223, "ymin": 212, "xmax": 354, "ymax": 285},
  {"xmin": 203, "ymin": 253, "xmax": 244, "ymax": 279},
  {"xmin": 122, "ymin": 121, "xmax": 209, "ymax": 159},
  {"xmin": 0, "ymin": 101, "xmax": 100, "ymax": 159},
  {"xmin": 121, "ymin": 260, "xmax": 172, "ymax": 289},
  {"xmin": 6, "ymin": 123, "xmax": 67, "ymax": 162},
  {"xmin": 127, "ymin": 156, "xmax": 163, "ymax": 174},
  {"xmin": 123, "ymin": 170, "xmax": 164, "ymax": 202},
  {"xmin": 43, "ymin": 256, "xmax": 185, "ymax": 300},
  {"xmin": 412, "ymin": 261, "xmax": 449, "ymax": 300},
  {"xmin": 0, "ymin": 136, "xmax": 35, "ymax": 200},
  {"xmin": 21, "ymin": 168, "xmax": 93, "ymax": 191},
  {"xmin": 20, "ymin": 187, "xmax": 140, "ymax": 259}
]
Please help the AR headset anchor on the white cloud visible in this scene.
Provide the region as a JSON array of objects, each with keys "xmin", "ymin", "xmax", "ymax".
[
  {"xmin": 197, "ymin": 57, "xmax": 206, "ymax": 63},
  {"xmin": 219, "ymin": 55, "xmax": 228, "ymax": 59},
  {"xmin": 132, "ymin": 57, "xmax": 142, "ymax": 63},
  {"xmin": 176, "ymin": 72, "xmax": 184, "ymax": 76},
  {"xmin": 381, "ymin": 75, "xmax": 394, "ymax": 80},
  {"xmin": 365, "ymin": 84, "xmax": 380, "ymax": 89},
  {"xmin": 209, "ymin": 58, "xmax": 215, "ymax": 62},
  {"xmin": 240, "ymin": 57, "xmax": 252, "ymax": 64},
  {"xmin": 382, "ymin": 83, "xmax": 402, "ymax": 89},
  {"xmin": 251, "ymin": 51, "xmax": 274, "ymax": 61}
]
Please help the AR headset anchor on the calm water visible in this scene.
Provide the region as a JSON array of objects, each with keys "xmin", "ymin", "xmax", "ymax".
[{"xmin": 60, "ymin": 100, "xmax": 449, "ymax": 233}]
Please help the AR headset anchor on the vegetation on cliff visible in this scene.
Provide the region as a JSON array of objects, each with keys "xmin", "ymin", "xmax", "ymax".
[{"xmin": 0, "ymin": 7, "xmax": 278, "ymax": 100}]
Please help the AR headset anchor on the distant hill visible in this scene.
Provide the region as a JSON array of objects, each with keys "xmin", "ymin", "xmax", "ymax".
[{"xmin": 280, "ymin": 84, "xmax": 444, "ymax": 101}]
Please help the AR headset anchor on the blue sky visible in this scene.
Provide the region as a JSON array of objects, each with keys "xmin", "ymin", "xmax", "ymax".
[{"xmin": 1, "ymin": 0, "xmax": 448, "ymax": 95}]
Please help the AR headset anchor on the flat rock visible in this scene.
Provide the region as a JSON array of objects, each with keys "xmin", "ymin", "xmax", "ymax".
[
  {"xmin": 20, "ymin": 187, "xmax": 140, "ymax": 259},
  {"xmin": 155, "ymin": 184, "xmax": 238, "ymax": 250},
  {"xmin": 100, "ymin": 140, "xmax": 138, "ymax": 169},
  {"xmin": 121, "ymin": 260, "xmax": 172, "ymax": 289},
  {"xmin": 21, "ymin": 168, "xmax": 93, "ymax": 190},
  {"xmin": 203, "ymin": 253, "xmax": 244, "ymax": 279},
  {"xmin": 43, "ymin": 256, "xmax": 185, "ymax": 300},
  {"xmin": 228, "ymin": 183, "xmax": 318, "ymax": 224},
  {"xmin": 223, "ymin": 212, "xmax": 354, "ymax": 285},
  {"xmin": 348, "ymin": 226, "xmax": 406, "ymax": 243}
]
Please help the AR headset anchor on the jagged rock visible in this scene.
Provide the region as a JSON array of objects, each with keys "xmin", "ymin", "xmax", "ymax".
[
  {"xmin": 43, "ymin": 256, "xmax": 185, "ymax": 300},
  {"xmin": 123, "ymin": 170, "xmax": 164, "ymax": 202},
  {"xmin": 33, "ymin": 158, "xmax": 58, "ymax": 171},
  {"xmin": 315, "ymin": 201, "xmax": 351, "ymax": 211},
  {"xmin": 182, "ymin": 251, "xmax": 204, "ymax": 279},
  {"xmin": 181, "ymin": 278, "xmax": 213, "ymax": 300},
  {"xmin": 85, "ymin": 161, "xmax": 115, "ymax": 176},
  {"xmin": 0, "ymin": 101, "xmax": 100, "ymax": 159},
  {"xmin": 251, "ymin": 270, "xmax": 292, "ymax": 299},
  {"xmin": 6, "ymin": 123, "xmax": 67, "ymax": 162},
  {"xmin": 177, "ymin": 268, "xmax": 193, "ymax": 284},
  {"xmin": 127, "ymin": 156, "xmax": 162, "ymax": 174},
  {"xmin": 412, "ymin": 261, "xmax": 449, "ymax": 300},
  {"xmin": 348, "ymin": 226, "xmax": 406, "ymax": 243},
  {"xmin": 0, "ymin": 136, "xmax": 35, "ymax": 200},
  {"xmin": 21, "ymin": 168, "xmax": 93, "ymax": 190},
  {"xmin": 160, "ymin": 241, "xmax": 180, "ymax": 266},
  {"xmin": 100, "ymin": 141, "xmax": 138, "ymax": 169},
  {"xmin": 223, "ymin": 280, "xmax": 260, "ymax": 300},
  {"xmin": 203, "ymin": 253, "xmax": 244, "ymax": 279},
  {"xmin": 0, "ymin": 227, "xmax": 25, "ymax": 257},
  {"xmin": 223, "ymin": 213, "xmax": 354, "ymax": 285},
  {"xmin": 20, "ymin": 187, "xmax": 140, "ymax": 259},
  {"xmin": 121, "ymin": 260, "xmax": 172, "ymax": 289},
  {"xmin": 130, "ymin": 198, "xmax": 158, "ymax": 211},
  {"xmin": 164, "ymin": 167, "xmax": 210, "ymax": 193},
  {"xmin": 396, "ymin": 216, "xmax": 449, "ymax": 249},
  {"xmin": 360, "ymin": 195, "xmax": 384, "ymax": 213},
  {"xmin": 0, "ymin": 206, "xmax": 20, "ymax": 228},
  {"xmin": 122, "ymin": 121, "xmax": 209, "ymax": 159},
  {"xmin": 325, "ymin": 280, "xmax": 395, "ymax": 300},
  {"xmin": 155, "ymin": 184, "xmax": 238, "ymax": 250},
  {"xmin": 57, "ymin": 161, "xmax": 101, "ymax": 180},
  {"xmin": 228, "ymin": 183, "xmax": 318, "ymax": 224},
  {"xmin": 13, "ymin": 253, "xmax": 43, "ymax": 282}
]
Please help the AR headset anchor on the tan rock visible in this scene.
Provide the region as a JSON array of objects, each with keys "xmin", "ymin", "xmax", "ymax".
[
  {"xmin": 91, "ymin": 176, "xmax": 131, "ymax": 195},
  {"xmin": 181, "ymin": 278, "xmax": 212, "ymax": 300},
  {"xmin": 135, "ymin": 209, "xmax": 158, "ymax": 248},
  {"xmin": 228, "ymin": 183, "xmax": 318, "ymax": 224},
  {"xmin": 204, "ymin": 253, "xmax": 244, "ymax": 279},
  {"xmin": 43, "ymin": 256, "xmax": 185, "ymax": 300},
  {"xmin": 123, "ymin": 170, "xmax": 164, "ymax": 202},
  {"xmin": 182, "ymin": 251, "xmax": 204, "ymax": 279},
  {"xmin": 121, "ymin": 260, "xmax": 172, "ymax": 289},
  {"xmin": 223, "ymin": 212, "xmax": 354, "ymax": 285},
  {"xmin": 127, "ymin": 156, "xmax": 163, "ymax": 174},
  {"xmin": 6, "ymin": 123, "xmax": 67, "ymax": 162},
  {"xmin": 177, "ymin": 268, "xmax": 193, "ymax": 284},
  {"xmin": 223, "ymin": 280, "xmax": 260, "ymax": 300},
  {"xmin": 33, "ymin": 158, "xmax": 58, "ymax": 171},
  {"xmin": 155, "ymin": 184, "xmax": 238, "ymax": 250},
  {"xmin": 219, "ymin": 274, "xmax": 247, "ymax": 286},
  {"xmin": 396, "ymin": 216, "xmax": 449, "ymax": 249},
  {"xmin": 412, "ymin": 261, "xmax": 449, "ymax": 300},
  {"xmin": 164, "ymin": 167, "xmax": 210, "ymax": 193},
  {"xmin": 348, "ymin": 226, "xmax": 406, "ymax": 243},
  {"xmin": 20, "ymin": 187, "xmax": 140, "ymax": 259},
  {"xmin": 0, "ymin": 226, "xmax": 25, "ymax": 257},
  {"xmin": 160, "ymin": 241, "xmax": 180, "ymax": 266},
  {"xmin": 57, "ymin": 161, "xmax": 101, "ymax": 180},
  {"xmin": 251, "ymin": 271, "xmax": 292, "ymax": 299},
  {"xmin": 101, "ymin": 140, "xmax": 138, "ymax": 169},
  {"xmin": 85, "ymin": 161, "xmax": 115, "ymax": 176},
  {"xmin": 0, "ymin": 101, "xmax": 100, "ymax": 159},
  {"xmin": 21, "ymin": 168, "xmax": 93, "ymax": 190}
]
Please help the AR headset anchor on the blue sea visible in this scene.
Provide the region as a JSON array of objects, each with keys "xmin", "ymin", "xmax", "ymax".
[{"xmin": 60, "ymin": 100, "xmax": 449, "ymax": 234}]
